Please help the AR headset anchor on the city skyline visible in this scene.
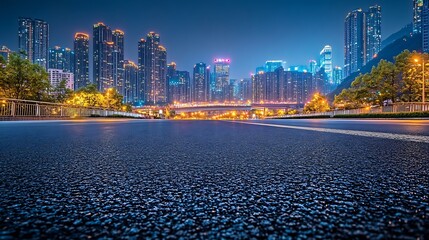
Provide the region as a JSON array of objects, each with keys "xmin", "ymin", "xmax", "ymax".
[{"xmin": 1, "ymin": 0, "xmax": 412, "ymax": 79}]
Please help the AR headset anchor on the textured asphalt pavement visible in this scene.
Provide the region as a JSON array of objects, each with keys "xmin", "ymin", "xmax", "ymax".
[{"xmin": 0, "ymin": 119, "xmax": 428, "ymax": 239}]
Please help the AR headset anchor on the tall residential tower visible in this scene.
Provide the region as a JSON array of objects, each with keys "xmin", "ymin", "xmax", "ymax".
[
  {"xmin": 74, "ymin": 33, "xmax": 90, "ymax": 90},
  {"xmin": 18, "ymin": 18, "xmax": 49, "ymax": 69}
]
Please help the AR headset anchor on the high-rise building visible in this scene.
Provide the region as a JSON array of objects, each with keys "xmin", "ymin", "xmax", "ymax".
[
  {"xmin": 93, "ymin": 22, "xmax": 112, "ymax": 92},
  {"xmin": 93, "ymin": 23, "xmax": 125, "ymax": 93},
  {"xmin": 265, "ymin": 60, "xmax": 286, "ymax": 72},
  {"xmin": 49, "ymin": 46, "xmax": 74, "ymax": 73},
  {"xmin": 423, "ymin": 0, "xmax": 429, "ymax": 52},
  {"xmin": 167, "ymin": 63, "xmax": 191, "ymax": 103},
  {"xmin": 344, "ymin": 6, "xmax": 382, "ymax": 77},
  {"xmin": 320, "ymin": 45, "xmax": 333, "ymax": 83},
  {"xmin": 48, "ymin": 69, "xmax": 74, "ymax": 90},
  {"xmin": 193, "ymin": 62, "xmax": 210, "ymax": 102},
  {"xmin": 18, "ymin": 18, "xmax": 49, "ymax": 69},
  {"xmin": 73, "ymin": 33, "xmax": 90, "ymax": 90},
  {"xmin": 366, "ymin": 5, "xmax": 382, "ymax": 62},
  {"xmin": 285, "ymin": 71, "xmax": 313, "ymax": 105},
  {"xmin": 237, "ymin": 78, "xmax": 252, "ymax": 102},
  {"xmin": 138, "ymin": 32, "xmax": 168, "ymax": 105},
  {"xmin": 112, "ymin": 30, "xmax": 125, "ymax": 96},
  {"xmin": 344, "ymin": 9, "xmax": 366, "ymax": 78},
  {"xmin": 123, "ymin": 60, "xmax": 138, "ymax": 104},
  {"xmin": 212, "ymin": 58, "xmax": 230, "ymax": 102},
  {"xmin": 414, "ymin": 0, "xmax": 424, "ymax": 34},
  {"xmin": 309, "ymin": 60, "xmax": 318, "ymax": 75},
  {"xmin": 0, "ymin": 46, "xmax": 12, "ymax": 62},
  {"xmin": 333, "ymin": 66, "xmax": 344, "ymax": 86}
]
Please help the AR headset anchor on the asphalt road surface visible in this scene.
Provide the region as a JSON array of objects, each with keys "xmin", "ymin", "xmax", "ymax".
[{"xmin": 0, "ymin": 119, "xmax": 428, "ymax": 239}]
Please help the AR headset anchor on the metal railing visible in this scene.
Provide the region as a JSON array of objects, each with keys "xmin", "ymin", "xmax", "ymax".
[
  {"xmin": 0, "ymin": 98, "xmax": 143, "ymax": 119},
  {"xmin": 269, "ymin": 102, "xmax": 429, "ymax": 119}
]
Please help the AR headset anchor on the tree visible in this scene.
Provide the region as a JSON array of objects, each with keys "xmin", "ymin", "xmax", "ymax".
[
  {"xmin": 304, "ymin": 93, "xmax": 330, "ymax": 113},
  {"xmin": 0, "ymin": 53, "xmax": 50, "ymax": 101},
  {"xmin": 51, "ymin": 80, "xmax": 74, "ymax": 103}
]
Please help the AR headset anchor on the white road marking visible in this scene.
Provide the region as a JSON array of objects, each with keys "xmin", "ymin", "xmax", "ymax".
[{"xmin": 230, "ymin": 121, "xmax": 429, "ymax": 143}]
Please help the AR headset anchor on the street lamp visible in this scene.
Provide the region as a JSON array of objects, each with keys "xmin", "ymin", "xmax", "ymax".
[{"xmin": 414, "ymin": 58, "xmax": 426, "ymax": 103}]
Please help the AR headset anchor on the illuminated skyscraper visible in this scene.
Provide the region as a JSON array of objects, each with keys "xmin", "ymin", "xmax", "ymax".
[
  {"xmin": 18, "ymin": 18, "xmax": 49, "ymax": 69},
  {"xmin": 49, "ymin": 46, "xmax": 74, "ymax": 73},
  {"xmin": 344, "ymin": 9, "xmax": 366, "ymax": 78},
  {"xmin": 309, "ymin": 60, "xmax": 318, "ymax": 75},
  {"xmin": 112, "ymin": 30, "xmax": 125, "ymax": 95},
  {"xmin": 265, "ymin": 60, "xmax": 286, "ymax": 72},
  {"xmin": 93, "ymin": 23, "xmax": 125, "ymax": 93},
  {"xmin": 344, "ymin": 6, "xmax": 382, "ymax": 77},
  {"xmin": 366, "ymin": 5, "xmax": 382, "ymax": 62},
  {"xmin": 212, "ymin": 58, "xmax": 230, "ymax": 102},
  {"xmin": 123, "ymin": 60, "xmax": 138, "ymax": 104},
  {"xmin": 320, "ymin": 45, "xmax": 333, "ymax": 83},
  {"xmin": 74, "ymin": 33, "xmax": 90, "ymax": 90},
  {"xmin": 423, "ymin": 0, "xmax": 429, "ymax": 52},
  {"xmin": 333, "ymin": 66, "xmax": 344, "ymax": 86},
  {"xmin": 138, "ymin": 32, "xmax": 168, "ymax": 104},
  {"xmin": 193, "ymin": 62, "xmax": 210, "ymax": 102},
  {"xmin": 414, "ymin": 0, "xmax": 424, "ymax": 34},
  {"xmin": 93, "ymin": 22, "xmax": 113, "ymax": 92},
  {"xmin": 73, "ymin": 33, "xmax": 90, "ymax": 90}
]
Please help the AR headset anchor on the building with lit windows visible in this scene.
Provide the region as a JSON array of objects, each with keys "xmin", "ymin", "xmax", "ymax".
[
  {"xmin": 123, "ymin": 60, "xmax": 138, "ymax": 104},
  {"xmin": 422, "ymin": 0, "xmax": 429, "ymax": 52},
  {"xmin": 74, "ymin": 33, "xmax": 90, "ymax": 90},
  {"xmin": 344, "ymin": 6, "xmax": 382, "ymax": 78},
  {"xmin": 414, "ymin": 0, "xmax": 424, "ymax": 34},
  {"xmin": 320, "ymin": 45, "xmax": 333, "ymax": 84},
  {"xmin": 93, "ymin": 23, "xmax": 125, "ymax": 93},
  {"xmin": 265, "ymin": 60, "xmax": 286, "ymax": 72},
  {"xmin": 309, "ymin": 60, "xmax": 318, "ymax": 75},
  {"xmin": 193, "ymin": 62, "xmax": 210, "ymax": 102},
  {"xmin": 333, "ymin": 66, "xmax": 344, "ymax": 86},
  {"xmin": 93, "ymin": 22, "xmax": 113, "ymax": 92},
  {"xmin": 138, "ymin": 32, "xmax": 168, "ymax": 105},
  {"xmin": 344, "ymin": 9, "xmax": 366, "ymax": 78},
  {"xmin": 49, "ymin": 46, "xmax": 74, "ymax": 73},
  {"xmin": 112, "ymin": 30, "xmax": 125, "ymax": 96},
  {"xmin": 212, "ymin": 58, "xmax": 230, "ymax": 102},
  {"xmin": 18, "ymin": 18, "xmax": 49, "ymax": 69},
  {"xmin": 48, "ymin": 69, "xmax": 74, "ymax": 90},
  {"xmin": 366, "ymin": 5, "xmax": 382, "ymax": 62}
]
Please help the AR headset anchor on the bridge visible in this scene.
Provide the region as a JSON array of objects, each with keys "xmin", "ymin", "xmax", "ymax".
[{"xmin": 168, "ymin": 102, "xmax": 300, "ymax": 114}]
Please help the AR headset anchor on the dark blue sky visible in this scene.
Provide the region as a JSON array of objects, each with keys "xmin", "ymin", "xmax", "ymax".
[{"xmin": 1, "ymin": 0, "xmax": 412, "ymax": 79}]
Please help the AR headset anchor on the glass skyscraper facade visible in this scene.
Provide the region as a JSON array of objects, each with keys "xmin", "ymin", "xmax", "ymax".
[
  {"xmin": 193, "ymin": 62, "xmax": 210, "ymax": 102},
  {"xmin": 49, "ymin": 46, "xmax": 74, "ymax": 73},
  {"xmin": 366, "ymin": 5, "xmax": 382, "ymax": 62},
  {"xmin": 344, "ymin": 5, "xmax": 382, "ymax": 78},
  {"xmin": 138, "ymin": 32, "xmax": 168, "ymax": 105},
  {"xmin": 319, "ymin": 45, "xmax": 333, "ymax": 84},
  {"xmin": 18, "ymin": 18, "xmax": 49, "ymax": 69},
  {"xmin": 123, "ymin": 60, "xmax": 139, "ymax": 104},
  {"xmin": 74, "ymin": 33, "xmax": 90, "ymax": 90},
  {"xmin": 414, "ymin": 0, "xmax": 424, "ymax": 34},
  {"xmin": 212, "ymin": 59, "xmax": 230, "ymax": 102},
  {"xmin": 93, "ymin": 23, "xmax": 125, "ymax": 93}
]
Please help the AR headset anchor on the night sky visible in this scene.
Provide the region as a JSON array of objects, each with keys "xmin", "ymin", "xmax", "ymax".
[{"xmin": 1, "ymin": 0, "xmax": 412, "ymax": 79}]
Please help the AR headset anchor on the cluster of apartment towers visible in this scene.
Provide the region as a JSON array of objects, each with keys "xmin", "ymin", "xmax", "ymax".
[{"xmin": 1, "ymin": 1, "xmax": 427, "ymax": 106}]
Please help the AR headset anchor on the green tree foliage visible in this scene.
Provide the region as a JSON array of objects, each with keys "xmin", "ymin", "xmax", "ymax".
[
  {"xmin": 303, "ymin": 93, "xmax": 330, "ymax": 113},
  {"xmin": 335, "ymin": 50, "xmax": 428, "ymax": 108},
  {"xmin": 0, "ymin": 53, "xmax": 50, "ymax": 100},
  {"xmin": 67, "ymin": 85, "xmax": 125, "ymax": 110}
]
